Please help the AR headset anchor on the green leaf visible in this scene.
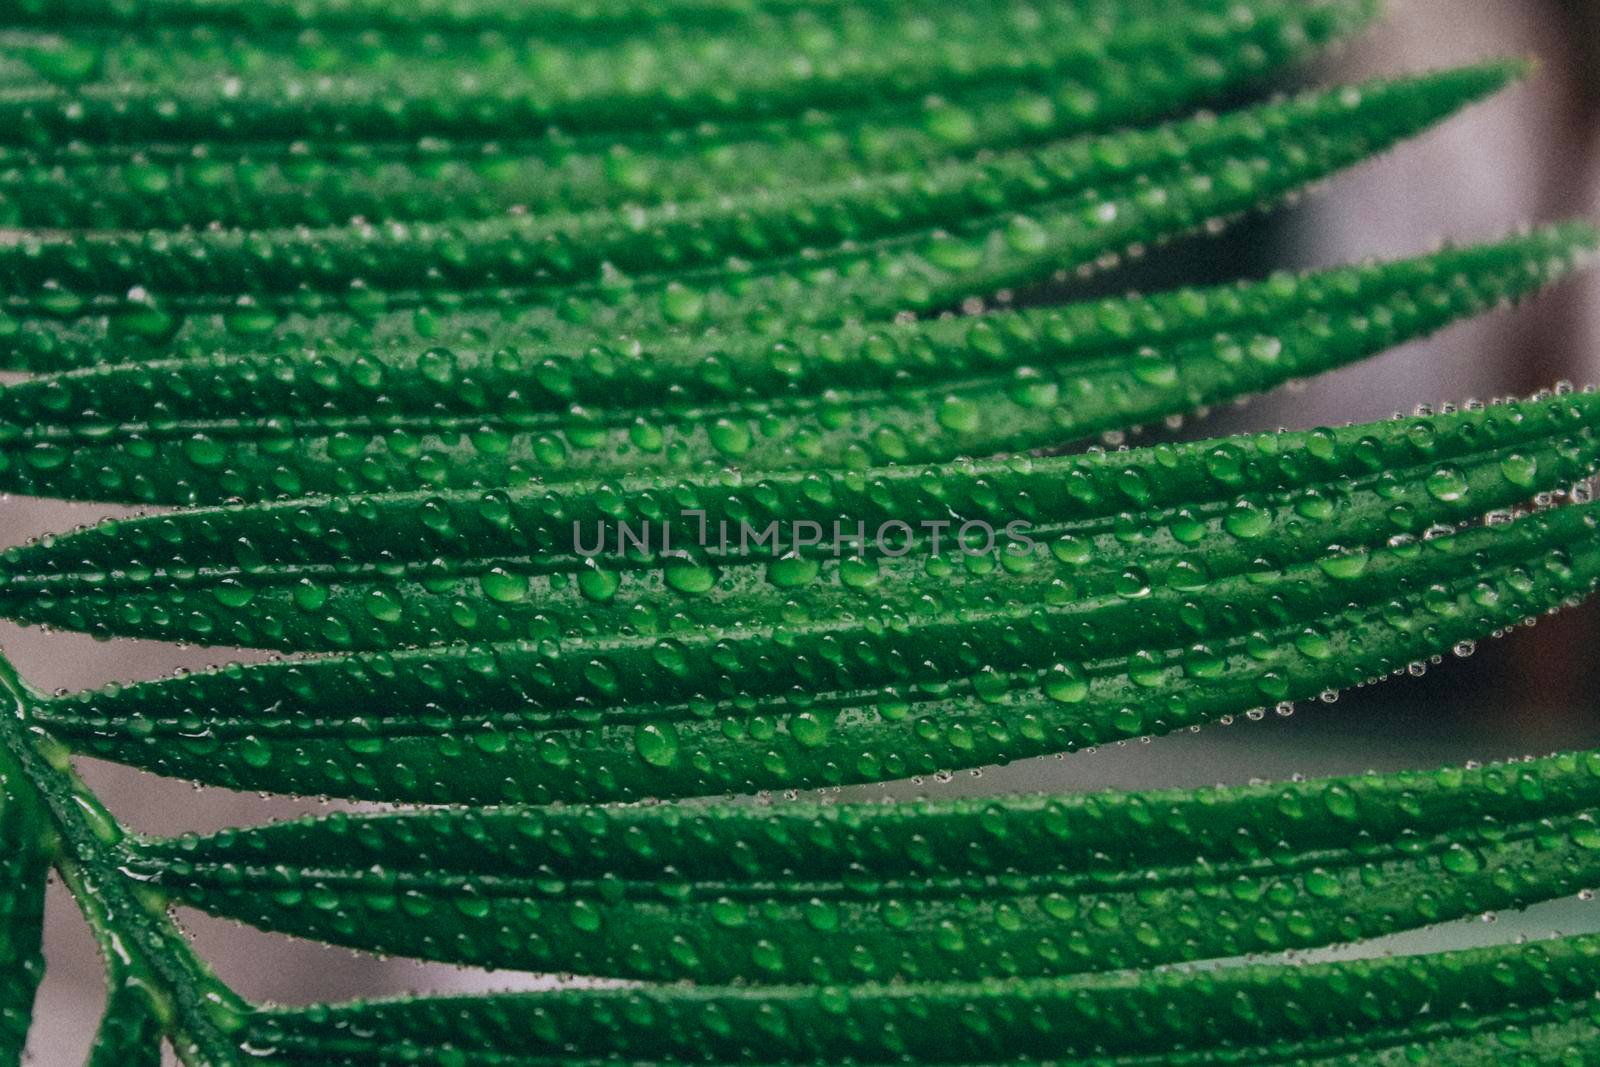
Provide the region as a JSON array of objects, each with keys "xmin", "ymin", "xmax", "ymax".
[
  {"xmin": 0, "ymin": 2, "xmax": 1119, "ymax": 138},
  {"xmin": 0, "ymin": 0, "xmax": 1374, "ymax": 229},
  {"xmin": 1, "ymin": 224, "xmax": 1589, "ymax": 504},
  {"xmin": 0, "ymin": 744, "xmax": 49, "ymax": 1067},
  {"xmin": 27, "ymin": 395, "xmax": 1600, "ymax": 802},
  {"xmin": 5, "ymin": 0, "xmax": 1600, "ymax": 1061},
  {"xmin": 128, "ymin": 748, "xmax": 1600, "ymax": 984},
  {"xmin": 0, "ymin": 1, "xmax": 1372, "ymax": 144},
  {"xmin": 85, "ymin": 970, "xmax": 167, "ymax": 1067},
  {"xmin": 0, "ymin": 62, "xmax": 1515, "ymax": 373},
  {"xmin": 0, "ymin": 662, "xmax": 254, "ymax": 1067},
  {"xmin": 246, "ymin": 932, "xmax": 1600, "ymax": 1064},
  {"xmin": 5, "ymin": 386, "xmax": 1595, "ymax": 650},
  {"xmin": 3, "ymin": 0, "xmax": 887, "ymax": 35}
]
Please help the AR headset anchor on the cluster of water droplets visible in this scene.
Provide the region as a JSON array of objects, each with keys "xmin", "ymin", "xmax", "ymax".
[
  {"xmin": 0, "ymin": 747, "xmax": 48, "ymax": 1061},
  {"xmin": 231, "ymin": 921, "xmax": 1600, "ymax": 1062},
  {"xmin": 0, "ymin": 391, "xmax": 1587, "ymax": 808},
  {"xmin": 109, "ymin": 746, "xmax": 1600, "ymax": 992},
  {"xmin": 0, "ymin": 0, "xmax": 1597, "ymax": 1060},
  {"xmin": 0, "ymin": 61, "xmax": 1517, "ymax": 403},
  {"xmin": 0, "ymin": 223, "xmax": 1586, "ymax": 509},
  {"xmin": 0, "ymin": 0, "xmax": 1368, "ymax": 233}
]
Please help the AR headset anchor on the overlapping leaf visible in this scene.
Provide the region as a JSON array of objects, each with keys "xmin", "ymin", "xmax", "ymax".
[
  {"xmin": 130, "ymin": 748, "xmax": 1600, "ymax": 984},
  {"xmin": 0, "ymin": 63, "xmax": 1513, "ymax": 374},
  {"xmin": 5, "ymin": 0, "xmax": 1600, "ymax": 1061},
  {"xmin": 242, "ymin": 932, "xmax": 1600, "ymax": 1065},
  {"xmin": 0, "ymin": 745, "xmax": 48, "ymax": 1067},
  {"xmin": 85, "ymin": 980, "xmax": 166, "ymax": 1067},
  {"xmin": 0, "ymin": 0, "xmax": 1362, "ymax": 145},
  {"xmin": 0, "ymin": 223, "xmax": 1588, "ymax": 504},
  {"xmin": 2, "ymin": 0, "xmax": 880, "ymax": 35},
  {"xmin": 23, "ymin": 394, "xmax": 1600, "ymax": 802},
  {"xmin": 6, "ymin": 388, "xmax": 1596, "ymax": 651},
  {"xmin": 0, "ymin": 1, "xmax": 1378, "ymax": 229}
]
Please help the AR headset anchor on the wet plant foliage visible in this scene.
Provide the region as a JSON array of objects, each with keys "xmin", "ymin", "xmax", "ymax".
[{"xmin": 3, "ymin": 1, "xmax": 1600, "ymax": 1063}]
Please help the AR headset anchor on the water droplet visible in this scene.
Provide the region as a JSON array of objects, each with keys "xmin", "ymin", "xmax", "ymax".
[{"xmin": 634, "ymin": 722, "xmax": 680, "ymax": 767}]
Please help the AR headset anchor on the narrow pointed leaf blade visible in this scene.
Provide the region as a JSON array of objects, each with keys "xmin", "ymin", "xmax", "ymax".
[
  {"xmin": 7, "ymin": 0, "xmax": 879, "ymax": 34},
  {"xmin": 30, "ymin": 396, "xmax": 1600, "ymax": 802},
  {"xmin": 247, "ymin": 933, "xmax": 1600, "ymax": 1065},
  {"xmin": 85, "ymin": 978, "xmax": 165, "ymax": 1067},
  {"xmin": 0, "ymin": 224, "xmax": 1589, "ymax": 505},
  {"xmin": 131, "ymin": 747, "xmax": 1600, "ymax": 983},
  {"xmin": 3, "ymin": 386, "xmax": 1596, "ymax": 651},
  {"xmin": 0, "ymin": 1, "xmax": 1379, "ymax": 148},
  {"xmin": 2, "ymin": 1, "xmax": 1376, "ymax": 230},
  {"xmin": 6, "ymin": 63, "xmax": 1519, "ymax": 300},
  {"xmin": 0, "ymin": 747, "xmax": 48, "ymax": 1067},
  {"xmin": 2, "ymin": 64, "xmax": 1520, "ymax": 373},
  {"xmin": 10, "ymin": 0, "xmax": 1596, "ymax": 1061}
]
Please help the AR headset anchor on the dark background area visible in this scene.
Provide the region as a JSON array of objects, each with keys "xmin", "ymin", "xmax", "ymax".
[{"xmin": 10, "ymin": 2, "xmax": 1600, "ymax": 1062}]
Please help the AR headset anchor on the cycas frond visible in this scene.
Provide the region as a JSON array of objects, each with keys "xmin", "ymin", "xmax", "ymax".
[
  {"xmin": 4, "ymin": 0, "xmax": 1600, "ymax": 1061},
  {"xmin": 130, "ymin": 747, "xmax": 1600, "ymax": 984},
  {"xmin": 21, "ymin": 394, "xmax": 1600, "ymax": 802},
  {"xmin": 0, "ymin": 1, "xmax": 1376, "ymax": 229},
  {"xmin": 1, "ymin": 63, "xmax": 1513, "ymax": 373},
  {"xmin": 244, "ymin": 932, "xmax": 1600, "ymax": 1065},
  {"xmin": 0, "ymin": 224, "xmax": 1589, "ymax": 504}
]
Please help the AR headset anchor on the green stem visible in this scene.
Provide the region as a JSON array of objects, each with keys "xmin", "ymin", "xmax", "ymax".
[{"xmin": 0, "ymin": 656, "xmax": 246, "ymax": 1066}]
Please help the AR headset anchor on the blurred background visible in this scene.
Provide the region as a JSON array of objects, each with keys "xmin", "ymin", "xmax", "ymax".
[{"xmin": 11, "ymin": 1, "xmax": 1600, "ymax": 1061}]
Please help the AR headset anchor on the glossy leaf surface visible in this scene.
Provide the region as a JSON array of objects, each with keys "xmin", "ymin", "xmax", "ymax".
[
  {"xmin": 28, "ymin": 396, "xmax": 1600, "ymax": 802},
  {"xmin": 84, "ymin": 981, "xmax": 165, "ymax": 1067},
  {"xmin": 131, "ymin": 748, "xmax": 1600, "ymax": 983},
  {"xmin": 5, "ymin": 387, "xmax": 1596, "ymax": 651},
  {"xmin": 0, "ymin": 63, "xmax": 1514, "ymax": 374},
  {"xmin": 0, "ymin": 1, "xmax": 1376, "ymax": 229},
  {"xmin": 1, "ymin": 0, "xmax": 900, "ymax": 34},
  {"xmin": 246, "ymin": 932, "xmax": 1600, "ymax": 1064},
  {"xmin": 4, "ymin": 27, "xmax": 1437, "ymax": 304},
  {"xmin": 0, "ymin": 1, "xmax": 1376, "ymax": 148},
  {"xmin": 0, "ymin": 224, "xmax": 1588, "ymax": 504},
  {"xmin": 4, "ymin": 0, "xmax": 1600, "ymax": 1061},
  {"xmin": 0, "ymin": 745, "xmax": 48, "ymax": 1067}
]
